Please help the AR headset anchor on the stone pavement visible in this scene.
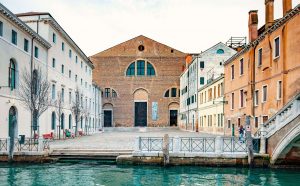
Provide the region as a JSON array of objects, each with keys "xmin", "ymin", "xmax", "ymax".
[{"xmin": 50, "ymin": 127, "xmax": 217, "ymax": 150}]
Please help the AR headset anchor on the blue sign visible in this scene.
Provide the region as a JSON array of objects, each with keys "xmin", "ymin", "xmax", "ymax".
[{"xmin": 152, "ymin": 102, "xmax": 158, "ymax": 121}]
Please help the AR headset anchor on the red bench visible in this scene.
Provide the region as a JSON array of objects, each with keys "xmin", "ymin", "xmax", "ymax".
[{"xmin": 43, "ymin": 132, "xmax": 53, "ymax": 139}]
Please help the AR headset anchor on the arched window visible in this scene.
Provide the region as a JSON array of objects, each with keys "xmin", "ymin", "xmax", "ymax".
[
  {"xmin": 217, "ymin": 49, "xmax": 224, "ymax": 54},
  {"xmin": 51, "ymin": 112, "xmax": 56, "ymax": 130},
  {"xmin": 137, "ymin": 60, "xmax": 145, "ymax": 76},
  {"xmin": 9, "ymin": 59, "xmax": 16, "ymax": 90},
  {"xmin": 147, "ymin": 62, "xmax": 155, "ymax": 76},
  {"xmin": 164, "ymin": 90, "xmax": 170, "ymax": 97},
  {"xmin": 112, "ymin": 89, "xmax": 117, "ymax": 98},
  {"xmin": 32, "ymin": 69, "xmax": 38, "ymax": 95},
  {"xmin": 126, "ymin": 60, "xmax": 156, "ymax": 77},
  {"xmin": 126, "ymin": 63, "xmax": 135, "ymax": 76},
  {"xmin": 164, "ymin": 88, "xmax": 179, "ymax": 98},
  {"xmin": 69, "ymin": 114, "xmax": 72, "ymax": 129},
  {"xmin": 61, "ymin": 113, "xmax": 65, "ymax": 130}
]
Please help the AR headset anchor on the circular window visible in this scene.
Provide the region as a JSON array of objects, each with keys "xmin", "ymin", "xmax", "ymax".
[{"xmin": 138, "ymin": 45, "xmax": 145, "ymax": 51}]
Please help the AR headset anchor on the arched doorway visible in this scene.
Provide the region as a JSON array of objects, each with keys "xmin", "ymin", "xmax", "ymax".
[
  {"xmin": 8, "ymin": 106, "xmax": 17, "ymax": 138},
  {"xmin": 168, "ymin": 102, "xmax": 179, "ymax": 127},
  {"xmin": 133, "ymin": 88, "xmax": 148, "ymax": 127},
  {"xmin": 103, "ymin": 103, "xmax": 113, "ymax": 127}
]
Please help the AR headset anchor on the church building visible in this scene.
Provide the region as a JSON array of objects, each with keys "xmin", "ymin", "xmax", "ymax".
[{"xmin": 90, "ymin": 35, "xmax": 187, "ymax": 127}]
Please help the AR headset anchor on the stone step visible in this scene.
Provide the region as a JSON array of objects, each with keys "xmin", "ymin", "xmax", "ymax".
[
  {"xmin": 103, "ymin": 127, "xmax": 179, "ymax": 132},
  {"xmin": 50, "ymin": 149, "xmax": 133, "ymax": 158}
]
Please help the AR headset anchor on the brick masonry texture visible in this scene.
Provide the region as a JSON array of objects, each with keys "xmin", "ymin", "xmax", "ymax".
[{"xmin": 90, "ymin": 35, "xmax": 187, "ymax": 127}]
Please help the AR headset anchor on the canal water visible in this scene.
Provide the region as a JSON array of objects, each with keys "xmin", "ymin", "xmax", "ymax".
[{"xmin": 0, "ymin": 162, "xmax": 300, "ymax": 186}]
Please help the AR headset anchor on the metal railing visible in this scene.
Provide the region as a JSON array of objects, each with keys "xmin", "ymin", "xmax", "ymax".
[
  {"xmin": 180, "ymin": 137, "xmax": 215, "ymax": 152},
  {"xmin": 14, "ymin": 138, "xmax": 39, "ymax": 152},
  {"xmin": 0, "ymin": 138, "xmax": 50, "ymax": 152},
  {"xmin": 223, "ymin": 137, "xmax": 247, "ymax": 152},
  {"xmin": 137, "ymin": 136, "xmax": 249, "ymax": 154},
  {"xmin": 139, "ymin": 137, "xmax": 173, "ymax": 152},
  {"xmin": 0, "ymin": 138, "xmax": 7, "ymax": 151}
]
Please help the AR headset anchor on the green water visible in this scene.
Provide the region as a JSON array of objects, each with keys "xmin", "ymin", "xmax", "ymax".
[{"xmin": 0, "ymin": 162, "xmax": 300, "ymax": 186}]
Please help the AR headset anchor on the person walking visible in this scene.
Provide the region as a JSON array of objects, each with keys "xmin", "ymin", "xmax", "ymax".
[{"xmin": 239, "ymin": 125, "xmax": 245, "ymax": 142}]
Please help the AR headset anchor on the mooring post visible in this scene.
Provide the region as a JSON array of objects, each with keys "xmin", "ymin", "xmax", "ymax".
[
  {"xmin": 163, "ymin": 134, "xmax": 170, "ymax": 166},
  {"xmin": 245, "ymin": 116, "xmax": 254, "ymax": 167}
]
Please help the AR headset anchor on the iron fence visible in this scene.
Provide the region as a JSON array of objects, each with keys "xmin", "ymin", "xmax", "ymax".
[
  {"xmin": 223, "ymin": 137, "xmax": 247, "ymax": 152},
  {"xmin": 139, "ymin": 137, "xmax": 173, "ymax": 152},
  {"xmin": 14, "ymin": 138, "xmax": 39, "ymax": 152},
  {"xmin": 180, "ymin": 137, "xmax": 215, "ymax": 152},
  {"xmin": 0, "ymin": 138, "xmax": 7, "ymax": 152}
]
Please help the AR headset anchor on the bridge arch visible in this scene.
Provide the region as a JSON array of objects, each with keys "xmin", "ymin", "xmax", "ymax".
[{"xmin": 270, "ymin": 116, "xmax": 300, "ymax": 164}]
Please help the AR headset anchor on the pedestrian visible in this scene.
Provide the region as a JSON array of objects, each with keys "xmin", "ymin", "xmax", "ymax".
[{"xmin": 239, "ymin": 125, "xmax": 245, "ymax": 142}]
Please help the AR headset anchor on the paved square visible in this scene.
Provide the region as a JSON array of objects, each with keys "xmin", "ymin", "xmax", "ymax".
[{"xmin": 50, "ymin": 128, "xmax": 218, "ymax": 150}]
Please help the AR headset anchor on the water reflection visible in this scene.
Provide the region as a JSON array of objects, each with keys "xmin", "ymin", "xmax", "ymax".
[{"xmin": 0, "ymin": 162, "xmax": 299, "ymax": 186}]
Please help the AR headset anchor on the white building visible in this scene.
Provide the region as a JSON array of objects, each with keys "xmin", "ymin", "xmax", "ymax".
[
  {"xmin": 0, "ymin": 3, "xmax": 51, "ymax": 138},
  {"xmin": 179, "ymin": 42, "xmax": 236, "ymax": 131},
  {"xmin": 198, "ymin": 75, "xmax": 225, "ymax": 135},
  {"xmin": 16, "ymin": 12, "xmax": 101, "ymax": 138}
]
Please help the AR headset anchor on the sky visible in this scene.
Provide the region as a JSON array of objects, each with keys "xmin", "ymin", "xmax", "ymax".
[{"xmin": 0, "ymin": 0, "xmax": 299, "ymax": 56}]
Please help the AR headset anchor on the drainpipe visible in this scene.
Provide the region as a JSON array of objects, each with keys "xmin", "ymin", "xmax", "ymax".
[
  {"xmin": 187, "ymin": 64, "xmax": 189, "ymax": 131},
  {"xmin": 252, "ymin": 45, "xmax": 257, "ymax": 128}
]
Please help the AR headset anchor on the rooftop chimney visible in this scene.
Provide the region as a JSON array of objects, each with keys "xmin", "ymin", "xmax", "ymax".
[
  {"xmin": 248, "ymin": 10, "xmax": 258, "ymax": 42},
  {"xmin": 283, "ymin": 0, "xmax": 292, "ymax": 16},
  {"xmin": 265, "ymin": 0, "xmax": 274, "ymax": 30}
]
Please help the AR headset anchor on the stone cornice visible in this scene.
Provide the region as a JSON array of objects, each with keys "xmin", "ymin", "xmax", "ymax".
[{"xmin": 0, "ymin": 3, "xmax": 51, "ymax": 49}]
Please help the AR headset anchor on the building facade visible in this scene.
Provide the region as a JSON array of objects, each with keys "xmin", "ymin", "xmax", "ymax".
[
  {"xmin": 198, "ymin": 76, "xmax": 225, "ymax": 135},
  {"xmin": 224, "ymin": 1, "xmax": 300, "ymax": 136},
  {"xmin": 179, "ymin": 43, "xmax": 236, "ymax": 131},
  {"xmin": 0, "ymin": 3, "xmax": 51, "ymax": 138},
  {"xmin": 16, "ymin": 12, "xmax": 101, "ymax": 137},
  {"xmin": 90, "ymin": 35, "xmax": 186, "ymax": 127}
]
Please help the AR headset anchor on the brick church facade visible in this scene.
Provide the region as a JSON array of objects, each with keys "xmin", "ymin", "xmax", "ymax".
[{"xmin": 90, "ymin": 35, "xmax": 187, "ymax": 127}]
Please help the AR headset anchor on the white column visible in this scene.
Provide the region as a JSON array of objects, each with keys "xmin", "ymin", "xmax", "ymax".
[
  {"xmin": 215, "ymin": 136, "xmax": 223, "ymax": 154},
  {"xmin": 259, "ymin": 124, "xmax": 267, "ymax": 154},
  {"xmin": 38, "ymin": 138, "xmax": 43, "ymax": 152},
  {"xmin": 173, "ymin": 136, "xmax": 180, "ymax": 153},
  {"xmin": 134, "ymin": 136, "xmax": 140, "ymax": 152}
]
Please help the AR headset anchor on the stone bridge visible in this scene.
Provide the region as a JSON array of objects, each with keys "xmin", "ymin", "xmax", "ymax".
[{"xmin": 258, "ymin": 94, "xmax": 300, "ymax": 165}]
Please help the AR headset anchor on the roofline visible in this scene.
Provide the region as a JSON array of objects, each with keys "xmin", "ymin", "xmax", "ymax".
[
  {"xmin": 17, "ymin": 12, "xmax": 94, "ymax": 69},
  {"xmin": 198, "ymin": 75, "xmax": 224, "ymax": 92},
  {"xmin": 199, "ymin": 42, "xmax": 236, "ymax": 57},
  {"xmin": 0, "ymin": 3, "xmax": 51, "ymax": 49},
  {"xmin": 224, "ymin": 4, "xmax": 300, "ymax": 66},
  {"xmin": 90, "ymin": 35, "xmax": 186, "ymax": 57}
]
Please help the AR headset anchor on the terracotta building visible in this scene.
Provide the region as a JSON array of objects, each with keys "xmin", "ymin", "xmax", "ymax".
[
  {"xmin": 224, "ymin": 0, "xmax": 300, "ymax": 136},
  {"xmin": 90, "ymin": 35, "xmax": 186, "ymax": 127}
]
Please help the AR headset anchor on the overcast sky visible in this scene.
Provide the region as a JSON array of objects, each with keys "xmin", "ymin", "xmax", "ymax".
[{"xmin": 1, "ymin": 0, "xmax": 299, "ymax": 56}]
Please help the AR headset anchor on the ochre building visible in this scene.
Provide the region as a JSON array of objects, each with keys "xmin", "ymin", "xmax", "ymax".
[
  {"xmin": 224, "ymin": 0, "xmax": 300, "ymax": 136},
  {"xmin": 90, "ymin": 35, "xmax": 186, "ymax": 127}
]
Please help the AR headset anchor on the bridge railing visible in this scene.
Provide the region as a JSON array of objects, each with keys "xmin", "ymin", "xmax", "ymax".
[
  {"xmin": 135, "ymin": 136, "xmax": 248, "ymax": 155},
  {"xmin": 255, "ymin": 94, "xmax": 300, "ymax": 138}
]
